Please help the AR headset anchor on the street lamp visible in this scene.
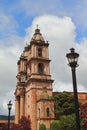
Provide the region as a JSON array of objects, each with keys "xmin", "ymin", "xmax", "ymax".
[
  {"xmin": 66, "ymin": 48, "xmax": 80, "ymax": 130},
  {"xmin": 7, "ymin": 101, "xmax": 12, "ymax": 130}
]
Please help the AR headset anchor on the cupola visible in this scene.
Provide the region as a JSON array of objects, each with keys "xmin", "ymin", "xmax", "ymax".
[{"xmin": 31, "ymin": 28, "xmax": 45, "ymax": 42}]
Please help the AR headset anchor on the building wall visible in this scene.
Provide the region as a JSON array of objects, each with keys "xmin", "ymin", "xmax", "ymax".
[
  {"xmin": 15, "ymin": 28, "xmax": 54, "ymax": 130},
  {"xmin": 78, "ymin": 92, "xmax": 87, "ymax": 103}
]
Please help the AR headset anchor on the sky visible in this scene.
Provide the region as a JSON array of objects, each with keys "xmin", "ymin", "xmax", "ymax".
[{"xmin": 0, "ymin": 0, "xmax": 87, "ymax": 115}]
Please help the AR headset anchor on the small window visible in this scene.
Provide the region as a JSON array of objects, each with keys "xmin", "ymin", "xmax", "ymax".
[
  {"xmin": 38, "ymin": 48, "xmax": 42, "ymax": 57},
  {"xmin": 38, "ymin": 63, "xmax": 44, "ymax": 74},
  {"xmin": 28, "ymin": 115, "xmax": 30, "ymax": 119},
  {"xmin": 46, "ymin": 108, "xmax": 50, "ymax": 117},
  {"xmin": 29, "ymin": 65, "xmax": 31, "ymax": 74},
  {"xmin": 38, "ymin": 108, "xmax": 40, "ymax": 118}
]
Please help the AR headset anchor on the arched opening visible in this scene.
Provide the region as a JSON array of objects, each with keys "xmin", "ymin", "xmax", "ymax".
[
  {"xmin": 38, "ymin": 48, "xmax": 42, "ymax": 57},
  {"xmin": 38, "ymin": 63, "xmax": 44, "ymax": 74},
  {"xmin": 46, "ymin": 108, "xmax": 50, "ymax": 117},
  {"xmin": 28, "ymin": 115, "xmax": 30, "ymax": 119},
  {"xmin": 38, "ymin": 108, "xmax": 40, "ymax": 119},
  {"xmin": 29, "ymin": 64, "xmax": 31, "ymax": 74}
]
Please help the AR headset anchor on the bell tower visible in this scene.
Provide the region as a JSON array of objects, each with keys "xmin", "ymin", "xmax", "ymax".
[{"xmin": 15, "ymin": 28, "xmax": 55, "ymax": 130}]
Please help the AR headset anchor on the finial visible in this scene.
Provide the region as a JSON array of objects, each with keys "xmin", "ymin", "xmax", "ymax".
[
  {"xmin": 35, "ymin": 24, "xmax": 40, "ymax": 34},
  {"xmin": 36, "ymin": 24, "xmax": 38, "ymax": 29},
  {"xmin": 26, "ymin": 42, "xmax": 28, "ymax": 46},
  {"xmin": 9, "ymin": 100, "xmax": 11, "ymax": 104},
  {"xmin": 70, "ymin": 48, "xmax": 75, "ymax": 53}
]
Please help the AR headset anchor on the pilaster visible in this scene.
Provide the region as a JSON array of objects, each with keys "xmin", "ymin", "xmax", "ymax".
[
  {"xmin": 15, "ymin": 97, "xmax": 20, "ymax": 124},
  {"xmin": 20, "ymin": 95, "xmax": 25, "ymax": 118}
]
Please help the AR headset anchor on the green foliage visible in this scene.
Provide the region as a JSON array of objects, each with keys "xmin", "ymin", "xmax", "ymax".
[
  {"xmin": 53, "ymin": 92, "xmax": 75, "ymax": 118},
  {"xmin": 50, "ymin": 120, "xmax": 61, "ymax": 130},
  {"xmin": 50, "ymin": 114, "xmax": 76, "ymax": 130},
  {"xmin": 39, "ymin": 124, "xmax": 46, "ymax": 130},
  {"xmin": 60, "ymin": 114, "xmax": 76, "ymax": 130}
]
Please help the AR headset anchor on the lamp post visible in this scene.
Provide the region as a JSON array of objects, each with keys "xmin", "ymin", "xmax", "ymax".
[
  {"xmin": 7, "ymin": 101, "xmax": 12, "ymax": 130},
  {"xmin": 66, "ymin": 48, "xmax": 80, "ymax": 130}
]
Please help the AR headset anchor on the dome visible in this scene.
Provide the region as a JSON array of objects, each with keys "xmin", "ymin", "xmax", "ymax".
[{"xmin": 31, "ymin": 28, "xmax": 45, "ymax": 42}]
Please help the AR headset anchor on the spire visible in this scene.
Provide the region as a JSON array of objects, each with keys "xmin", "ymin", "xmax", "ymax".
[
  {"xmin": 31, "ymin": 26, "xmax": 45, "ymax": 42},
  {"xmin": 36, "ymin": 24, "xmax": 38, "ymax": 29}
]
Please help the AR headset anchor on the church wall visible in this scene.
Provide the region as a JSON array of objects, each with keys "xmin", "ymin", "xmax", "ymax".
[
  {"xmin": 25, "ymin": 82, "xmax": 53, "ymax": 101},
  {"xmin": 15, "ymin": 28, "xmax": 55, "ymax": 130},
  {"xmin": 25, "ymin": 88, "xmax": 37, "ymax": 130},
  {"xmin": 78, "ymin": 92, "xmax": 87, "ymax": 103},
  {"xmin": 37, "ymin": 100, "xmax": 55, "ymax": 130}
]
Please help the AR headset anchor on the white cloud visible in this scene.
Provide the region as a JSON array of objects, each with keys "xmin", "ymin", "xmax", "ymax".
[
  {"xmin": 0, "ymin": 35, "xmax": 24, "ymax": 115},
  {"xmin": 1, "ymin": 14, "xmax": 87, "ymax": 115},
  {"xmin": 0, "ymin": 9, "xmax": 25, "ymax": 115}
]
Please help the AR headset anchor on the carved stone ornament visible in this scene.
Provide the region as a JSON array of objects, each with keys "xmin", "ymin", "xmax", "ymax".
[{"xmin": 15, "ymin": 87, "xmax": 25, "ymax": 96}]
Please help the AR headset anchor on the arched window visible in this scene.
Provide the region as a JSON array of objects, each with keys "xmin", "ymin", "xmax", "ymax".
[
  {"xmin": 38, "ymin": 108, "xmax": 40, "ymax": 118},
  {"xmin": 38, "ymin": 48, "xmax": 42, "ymax": 57},
  {"xmin": 28, "ymin": 115, "xmax": 30, "ymax": 119},
  {"xmin": 38, "ymin": 63, "xmax": 44, "ymax": 74},
  {"xmin": 46, "ymin": 108, "xmax": 50, "ymax": 117}
]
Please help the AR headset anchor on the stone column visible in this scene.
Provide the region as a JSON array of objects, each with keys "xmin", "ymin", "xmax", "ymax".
[
  {"xmin": 15, "ymin": 97, "xmax": 20, "ymax": 124},
  {"xmin": 20, "ymin": 95, "xmax": 25, "ymax": 118}
]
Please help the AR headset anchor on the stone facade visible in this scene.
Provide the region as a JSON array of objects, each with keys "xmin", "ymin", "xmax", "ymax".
[
  {"xmin": 78, "ymin": 92, "xmax": 87, "ymax": 103},
  {"xmin": 15, "ymin": 28, "xmax": 55, "ymax": 130}
]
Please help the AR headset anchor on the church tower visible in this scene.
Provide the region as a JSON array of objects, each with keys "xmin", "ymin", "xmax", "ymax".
[{"xmin": 15, "ymin": 28, "xmax": 55, "ymax": 130}]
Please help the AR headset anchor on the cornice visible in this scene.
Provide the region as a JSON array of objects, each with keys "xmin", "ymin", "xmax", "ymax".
[
  {"xmin": 27, "ymin": 57, "xmax": 51, "ymax": 65},
  {"xmin": 26, "ymin": 78, "xmax": 54, "ymax": 84},
  {"xmin": 30, "ymin": 41, "xmax": 49, "ymax": 47}
]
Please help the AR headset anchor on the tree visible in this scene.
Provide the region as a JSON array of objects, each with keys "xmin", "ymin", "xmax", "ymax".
[
  {"xmin": 1, "ymin": 116, "xmax": 31, "ymax": 130},
  {"xmin": 50, "ymin": 114, "xmax": 76, "ymax": 130},
  {"xmin": 53, "ymin": 92, "xmax": 75, "ymax": 119},
  {"xmin": 39, "ymin": 124, "xmax": 46, "ymax": 130},
  {"xmin": 80, "ymin": 102, "xmax": 87, "ymax": 129},
  {"xmin": 50, "ymin": 120, "xmax": 61, "ymax": 130},
  {"xmin": 60, "ymin": 114, "xmax": 76, "ymax": 130},
  {"xmin": 1, "ymin": 123, "xmax": 8, "ymax": 130},
  {"xmin": 18, "ymin": 116, "xmax": 31, "ymax": 130},
  {"xmin": 10, "ymin": 123, "xmax": 20, "ymax": 130}
]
